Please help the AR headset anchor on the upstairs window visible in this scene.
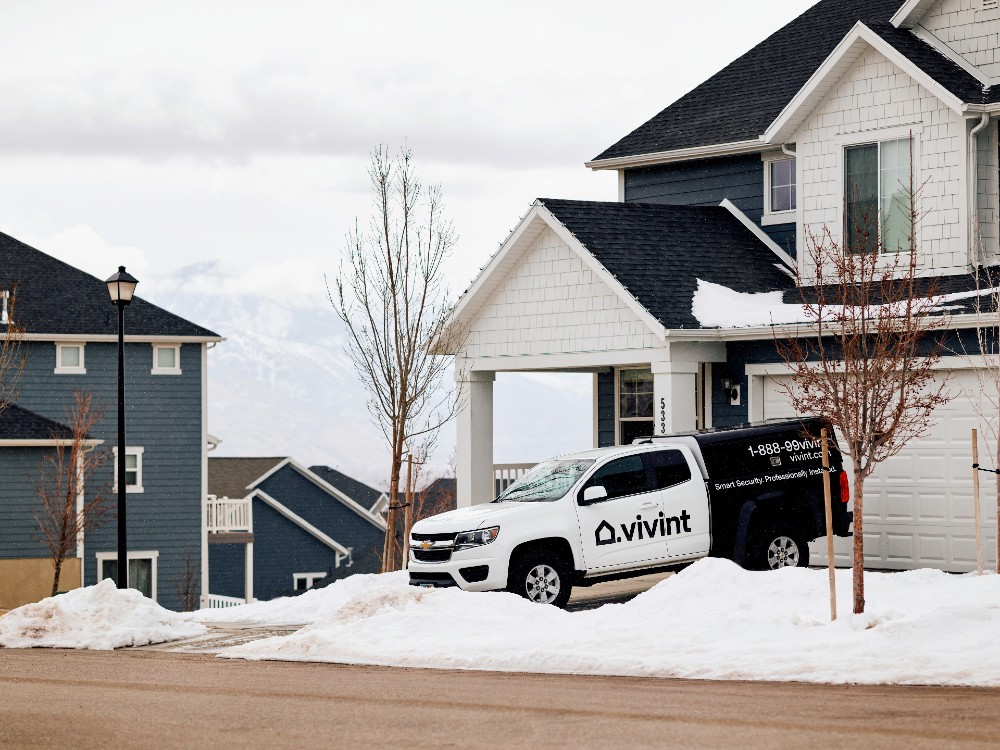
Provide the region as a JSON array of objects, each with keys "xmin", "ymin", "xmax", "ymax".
[
  {"xmin": 844, "ymin": 138, "xmax": 912, "ymax": 254},
  {"xmin": 55, "ymin": 343, "xmax": 86, "ymax": 375},
  {"xmin": 762, "ymin": 155, "xmax": 796, "ymax": 224},
  {"xmin": 152, "ymin": 344, "xmax": 182, "ymax": 375}
]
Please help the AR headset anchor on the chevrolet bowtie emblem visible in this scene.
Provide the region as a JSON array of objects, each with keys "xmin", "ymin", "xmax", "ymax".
[{"xmin": 421, "ymin": 541, "xmax": 432, "ymax": 550}]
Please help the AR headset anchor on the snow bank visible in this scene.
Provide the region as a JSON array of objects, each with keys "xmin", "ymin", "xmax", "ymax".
[
  {"xmin": 690, "ymin": 279, "xmax": 1000, "ymax": 329},
  {"xmin": 190, "ymin": 571, "xmax": 408, "ymax": 625},
  {"xmin": 0, "ymin": 579, "xmax": 207, "ymax": 650},
  {"xmin": 220, "ymin": 559, "xmax": 1000, "ymax": 686}
]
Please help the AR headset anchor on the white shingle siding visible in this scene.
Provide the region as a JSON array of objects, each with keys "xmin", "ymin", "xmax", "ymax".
[
  {"xmin": 795, "ymin": 47, "xmax": 968, "ymax": 274},
  {"xmin": 920, "ymin": 0, "xmax": 1000, "ymax": 78},
  {"xmin": 976, "ymin": 121, "xmax": 999, "ymax": 263},
  {"xmin": 464, "ymin": 229, "xmax": 658, "ymax": 360}
]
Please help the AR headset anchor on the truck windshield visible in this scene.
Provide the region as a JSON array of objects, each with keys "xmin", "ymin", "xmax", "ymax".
[{"xmin": 493, "ymin": 459, "xmax": 595, "ymax": 503}]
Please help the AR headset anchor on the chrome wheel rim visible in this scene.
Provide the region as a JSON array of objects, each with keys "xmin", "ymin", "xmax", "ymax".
[
  {"xmin": 525, "ymin": 564, "xmax": 560, "ymax": 604},
  {"xmin": 767, "ymin": 536, "xmax": 800, "ymax": 569}
]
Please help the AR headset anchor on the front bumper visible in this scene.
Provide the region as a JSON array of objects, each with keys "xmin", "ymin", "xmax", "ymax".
[{"xmin": 408, "ymin": 551, "xmax": 509, "ymax": 592}]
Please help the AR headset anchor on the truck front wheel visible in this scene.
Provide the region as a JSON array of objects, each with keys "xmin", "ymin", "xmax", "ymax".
[
  {"xmin": 750, "ymin": 523, "xmax": 810, "ymax": 571},
  {"xmin": 507, "ymin": 549, "xmax": 572, "ymax": 608}
]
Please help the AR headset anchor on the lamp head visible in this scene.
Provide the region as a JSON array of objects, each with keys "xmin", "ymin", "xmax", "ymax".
[{"xmin": 106, "ymin": 266, "xmax": 139, "ymax": 306}]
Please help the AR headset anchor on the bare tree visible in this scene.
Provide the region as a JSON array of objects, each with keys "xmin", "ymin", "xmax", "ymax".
[
  {"xmin": 33, "ymin": 391, "xmax": 110, "ymax": 597},
  {"xmin": 776, "ymin": 154, "xmax": 950, "ymax": 614},
  {"xmin": 0, "ymin": 286, "xmax": 25, "ymax": 418},
  {"xmin": 171, "ymin": 548, "xmax": 201, "ymax": 611},
  {"xmin": 331, "ymin": 147, "xmax": 462, "ymax": 572}
]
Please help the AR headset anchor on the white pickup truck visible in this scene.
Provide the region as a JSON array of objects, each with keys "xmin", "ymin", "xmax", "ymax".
[{"xmin": 408, "ymin": 418, "xmax": 853, "ymax": 606}]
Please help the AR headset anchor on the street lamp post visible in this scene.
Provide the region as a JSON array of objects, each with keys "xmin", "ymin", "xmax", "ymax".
[{"xmin": 105, "ymin": 266, "xmax": 138, "ymax": 589}]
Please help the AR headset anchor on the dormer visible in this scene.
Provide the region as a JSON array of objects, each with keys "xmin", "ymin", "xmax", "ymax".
[{"xmin": 893, "ymin": 0, "xmax": 1000, "ymax": 82}]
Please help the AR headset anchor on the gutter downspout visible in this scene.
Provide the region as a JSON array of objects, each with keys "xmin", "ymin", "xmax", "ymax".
[
  {"xmin": 781, "ymin": 144, "xmax": 796, "ymax": 158},
  {"xmin": 969, "ymin": 112, "xmax": 990, "ymax": 268}
]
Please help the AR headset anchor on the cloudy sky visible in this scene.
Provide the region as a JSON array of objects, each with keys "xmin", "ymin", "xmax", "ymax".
[{"xmin": 0, "ymin": 0, "xmax": 817, "ymax": 479}]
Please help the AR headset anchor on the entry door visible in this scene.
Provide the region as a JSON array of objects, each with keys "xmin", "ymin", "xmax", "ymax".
[{"xmin": 574, "ymin": 454, "xmax": 670, "ymax": 571}]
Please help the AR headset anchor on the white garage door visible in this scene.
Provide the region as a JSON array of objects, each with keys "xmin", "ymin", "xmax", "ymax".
[{"xmin": 761, "ymin": 371, "xmax": 998, "ymax": 572}]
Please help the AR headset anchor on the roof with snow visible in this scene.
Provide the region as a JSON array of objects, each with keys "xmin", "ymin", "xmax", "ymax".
[
  {"xmin": 309, "ymin": 465, "xmax": 385, "ymax": 509},
  {"xmin": 0, "ymin": 232, "xmax": 220, "ymax": 338},
  {"xmin": 537, "ymin": 199, "xmax": 794, "ymax": 330},
  {"xmin": 208, "ymin": 457, "xmax": 286, "ymax": 499},
  {"xmin": 592, "ymin": 0, "xmax": 991, "ymax": 164},
  {"xmin": 0, "ymin": 403, "xmax": 75, "ymax": 441}
]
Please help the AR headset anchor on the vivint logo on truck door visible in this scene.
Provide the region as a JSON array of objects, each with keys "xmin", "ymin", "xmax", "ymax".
[{"xmin": 594, "ymin": 511, "xmax": 692, "ymax": 547}]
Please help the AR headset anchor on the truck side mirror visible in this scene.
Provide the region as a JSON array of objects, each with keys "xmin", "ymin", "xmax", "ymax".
[{"xmin": 581, "ymin": 485, "xmax": 608, "ymax": 504}]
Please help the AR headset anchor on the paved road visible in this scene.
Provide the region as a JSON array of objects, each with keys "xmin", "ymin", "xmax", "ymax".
[{"xmin": 1, "ymin": 649, "xmax": 998, "ymax": 749}]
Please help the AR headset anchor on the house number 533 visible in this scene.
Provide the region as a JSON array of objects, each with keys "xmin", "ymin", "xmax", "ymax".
[{"xmin": 659, "ymin": 397, "xmax": 666, "ymax": 434}]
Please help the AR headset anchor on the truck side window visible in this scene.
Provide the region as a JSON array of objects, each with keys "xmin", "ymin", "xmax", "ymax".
[
  {"xmin": 580, "ymin": 455, "xmax": 648, "ymax": 501},
  {"xmin": 645, "ymin": 450, "xmax": 692, "ymax": 490}
]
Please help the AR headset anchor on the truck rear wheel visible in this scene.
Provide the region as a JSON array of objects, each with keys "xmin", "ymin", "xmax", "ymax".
[
  {"xmin": 507, "ymin": 549, "xmax": 572, "ymax": 608},
  {"xmin": 750, "ymin": 523, "xmax": 810, "ymax": 571}
]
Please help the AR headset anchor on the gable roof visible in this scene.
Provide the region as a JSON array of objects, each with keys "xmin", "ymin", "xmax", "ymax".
[
  {"xmin": 536, "ymin": 199, "xmax": 794, "ymax": 330},
  {"xmin": 309, "ymin": 465, "xmax": 385, "ymax": 510},
  {"xmin": 0, "ymin": 403, "xmax": 75, "ymax": 441},
  {"xmin": 208, "ymin": 457, "xmax": 286, "ymax": 499},
  {"xmin": 0, "ymin": 232, "xmax": 220, "ymax": 339},
  {"xmin": 590, "ymin": 0, "xmax": 992, "ymax": 166}
]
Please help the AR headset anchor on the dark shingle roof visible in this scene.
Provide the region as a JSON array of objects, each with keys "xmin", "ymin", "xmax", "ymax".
[
  {"xmin": 593, "ymin": 0, "xmax": 988, "ymax": 163},
  {"xmin": 0, "ymin": 232, "xmax": 220, "ymax": 338},
  {"xmin": 538, "ymin": 199, "xmax": 793, "ymax": 329},
  {"xmin": 309, "ymin": 466, "xmax": 384, "ymax": 508},
  {"xmin": 0, "ymin": 403, "xmax": 74, "ymax": 441},
  {"xmin": 208, "ymin": 457, "xmax": 286, "ymax": 499}
]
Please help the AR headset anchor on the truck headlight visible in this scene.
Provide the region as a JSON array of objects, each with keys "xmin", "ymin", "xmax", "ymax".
[{"xmin": 454, "ymin": 526, "xmax": 499, "ymax": 551}]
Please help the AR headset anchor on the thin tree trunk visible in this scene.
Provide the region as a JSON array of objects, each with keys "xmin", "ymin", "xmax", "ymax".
[
  {"xmin": 996, "ymin": 437, "xmax": 1000, "ymax": 575},
  {"xmin": 51, "ymin": 555, "xmax": 63, "ymax": 598},
  {"xmin": 972, "ymin": 428, "xmax": 983, "ymax": 575},
  {"xmin": 852, "ymin": 468, "xmax": 865, "ymax": 614}
]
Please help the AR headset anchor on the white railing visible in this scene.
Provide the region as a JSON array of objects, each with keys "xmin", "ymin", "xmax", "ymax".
[
  {"xmin": 494, "ymin": 463, "xmax": 536, "ymax": 493},
  {"xmin": 207, "ymin": 593, "xmax": 247, "ymax": 608},
  {"xmin": 206, "ymin": 495, "xmax": 252, "ymax": 533}
]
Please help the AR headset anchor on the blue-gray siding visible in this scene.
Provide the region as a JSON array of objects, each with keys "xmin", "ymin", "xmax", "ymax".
[
  {"xmin": 6, "ymin": 340, "xmax": 204, "ymax": 610},
  {"xmin": 208, "ymin": 543, "xmax": 246, "ymax": 599},
  {"xmin": 597, "ymin": 371, "xmax": 615, "ymax": 448},
  {"xmin": 0, "ymin": 448, "xmax": 57, "ymax": 558},
  {"xmin": 623, "ymin": 154, "xmax": 796, "ymax": 257}
]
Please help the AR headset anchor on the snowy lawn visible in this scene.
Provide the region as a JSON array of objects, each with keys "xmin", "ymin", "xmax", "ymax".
[
  {"xmin": 217, "ymin": 559, "xmax": 1000, "ymax": 687},
  {"xmin": 0, "ymin": 579, "xmax": 207, "ymax": 650}
]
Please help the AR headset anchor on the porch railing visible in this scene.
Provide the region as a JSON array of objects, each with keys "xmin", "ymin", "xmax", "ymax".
[
  {"xmin": 494, "ymin": 463, "xmax": 536, "ymax": 494},
  {"xmin": 206, "ymin": 593, "xmax": 247, "ymax": 608},
  {"xmin": 206, "ymin": 495, "xmax": 252, "ymax": 533}
]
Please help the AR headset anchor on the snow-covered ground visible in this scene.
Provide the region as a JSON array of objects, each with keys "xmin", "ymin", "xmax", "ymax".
[
  {"xmin": 0, "ymin": 579, "xmax": 207, "ymax": 650},
  {"xmin": 216, "ymin": 559, "xmax": 1000, "ymax": 687}
]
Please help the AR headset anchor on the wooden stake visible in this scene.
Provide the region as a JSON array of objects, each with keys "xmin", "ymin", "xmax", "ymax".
[
  {"xmin": 403, "ymin": 454, "xmax": 413, "ymax": 570},
  {"xmin": 972, "ymin": 428, "xmax": 983, "ymax": 576},
  {"xmin": 821, "ymin": 429, "xmax": 837, "ymax": 621}
]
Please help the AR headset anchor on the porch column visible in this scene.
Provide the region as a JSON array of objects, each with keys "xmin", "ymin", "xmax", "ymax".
[
  {"xmin": 652, "ymin": 361, "xmax": 699, "ymax": 434},
  {"xmin": 456, "ymin": 369, "xmax": 495, "ymax": 508},
  {"xmin": 244, "ymin": 542, "xmax": 254, "ymax": 603}
]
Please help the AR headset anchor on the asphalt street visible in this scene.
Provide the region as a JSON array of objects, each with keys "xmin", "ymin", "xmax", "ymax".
[{"xmin": 1, "ymin": 649, "xmax": 998, "ymax": 750}]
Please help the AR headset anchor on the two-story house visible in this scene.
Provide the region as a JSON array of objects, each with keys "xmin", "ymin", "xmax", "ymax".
[
  {"xmin": 441, "ymin": 0, "xmax": 1000, "ymax": 573},
  {"xmin": 0, "ymin": 235, "xmax": 221, "ymax": 610}
]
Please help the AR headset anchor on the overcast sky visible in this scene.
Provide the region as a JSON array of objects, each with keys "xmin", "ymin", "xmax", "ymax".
[{"xmin": 0, "ymin": 0, "xmax": 817, "ymax": 474}]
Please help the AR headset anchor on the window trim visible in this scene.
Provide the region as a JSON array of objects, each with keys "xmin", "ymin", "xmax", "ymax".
[
  {"xmin": 112, "ymin": 446, "xmax": 145, "ymax": 494},
  {"xmin": 835, "ymin": 126, "xmax": 921, "ymax": 256},
  {"xmin": 761, "ymin": 153, "xmax": 797, "ymax": 225},
  {"xmin": 54, "ymin": 342, "xmax": 87, "ymax": 375},
  {"xmin": 614, "ymin": 367, "xmax": 654, "ymax": 446},
  {"xmin": 577, "ymin": 453, "xmax": 653, "ymax": 505},
  {"xmin": 151, "ymin": 343, "xmax": 182, "ymax": 376},
  {"xmin": 293, "ymin": 572, "xmax": 328, "ymax": 591},
  {"xmin": 96, "ymin": 550, "xmax": 158, "ymax": 600}
]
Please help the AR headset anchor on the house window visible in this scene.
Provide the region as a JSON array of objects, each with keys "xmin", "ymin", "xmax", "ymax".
[
  {"xmin": 97, "ymin": 551, "xmax": 158, "ymax": 599},
  {"xmin": 617, "ymin": 368, "xmax": 653, "ymax": 445},
  {"xmin": 763, "ymin": 155, "xmax": 796, "ymax": 224},
  {"xmin": 152, "ymin": 344, "xmax": 182, "ymax": 375},
  {"xmin": 293, "ymin": 572, "xmax": 327, "ymax": 591},
  {"xmin": 844, "ymin": 138, "xmax": 912, "ymax": 254},
  {"xmin": 55, "ymin": 343, "xmax": 86, "ymax": 375},
  {"xmin": 113, "ymin": 446, "xmax": 144, "ymax": 493},
  {"xmin": 0, "ymin": 290, "xmax": 9, "ymax": 325}
]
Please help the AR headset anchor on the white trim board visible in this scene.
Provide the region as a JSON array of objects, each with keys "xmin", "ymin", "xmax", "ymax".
[
  {"xmin": 0, "ymin": 439, "xmax": 103, "ymax": 447},
  {"xmin": 719, "ymin": 199, "xmax": 796, "ymax": 270},
  {"xmin": 585, "ymin": 139, "xmax": 765, "ymax": 171},
  {"xmin": 253, "ymin": 490, "xmax": 353, "ymax": 557},
  {"xmin": 891, "ymin": 0, "xmax": 942, "ymax": 29}
]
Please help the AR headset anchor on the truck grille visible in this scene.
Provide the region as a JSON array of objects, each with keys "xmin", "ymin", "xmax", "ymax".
[{"xmin": 410, "ymin": 532, "xmax": 455, "ymax": 563}]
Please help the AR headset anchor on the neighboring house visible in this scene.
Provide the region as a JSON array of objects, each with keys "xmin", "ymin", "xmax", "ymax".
[
  {"xmin": 442, "ymin": 0, "xmax": 1000, "ymax": 572},
  {"xmin": 207, "ymin": 457, "xmax": 386, "ymax": 603},
  {"xmin": 0, "ymin": 235, "xmax": 221, "ymax": 610},
  {"xmin": 310, "ymin": 465, "xmax": 390, "ymax": 517}
]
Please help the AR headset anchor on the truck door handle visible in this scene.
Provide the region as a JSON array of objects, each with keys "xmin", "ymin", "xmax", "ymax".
[{"xmin": 639, "ymin": 501, "xmax": 657, "ymax": 509}]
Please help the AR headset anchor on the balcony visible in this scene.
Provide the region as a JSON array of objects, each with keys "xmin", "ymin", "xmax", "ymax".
[{"xmin": 206, "ymin": 495, "xmax": 252, "ymax": 534}]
